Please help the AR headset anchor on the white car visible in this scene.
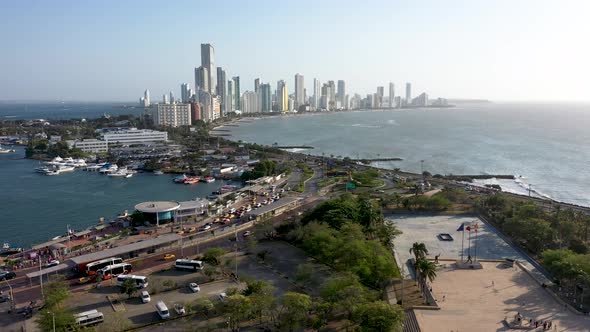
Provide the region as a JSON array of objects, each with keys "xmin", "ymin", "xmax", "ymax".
[
  {"xmin": 189, "ymin": 283, "xmax": 200, "ymax": 293},
  {"xmin": 44, "ymin": 260, "xmax": 60, "ymax": 268},
  {"xmin": 141, "ymin": 291, "xmax": 151, "ymax": 303},
  {"xmin": 229, "ymin": 208, "xmax": 236, "ymax": 214},
  {"xmin": 201, "ymin": 224, "xmax": 211, "ymax": 231},
  {"xmin": 218, "ymin": 292, "xmax": 227, "ymax": 301}
]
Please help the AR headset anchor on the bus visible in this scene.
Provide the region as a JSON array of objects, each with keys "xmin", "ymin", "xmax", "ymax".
[
  {"xmin": 117, "ymin": 274, "xmax": 149, "ymax": 289},
  {"xmin": 74, "ymin": 309, "xmax": 104, "ymax": 327},
  {"xmin": 85, "ymin": 257, "xmax": 123, "ymax": 275},
  {"xmin": 98, "ymin": 262, "xmax": 132, "ymax": 279},
  {"xmin": 175, "ymin": 259, "xmax": 204, "ymax": 271}
]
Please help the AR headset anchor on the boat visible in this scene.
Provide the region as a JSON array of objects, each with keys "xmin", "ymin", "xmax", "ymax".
[
  {"xmin": 220, "ymin": 185, "xmax": 238, "ymax": 192},
  {"xmin": 201, "ymin": 176, "xmax": 215, "ymax": 183},
  {"xmin": 85, "ymin": 162, "xmax": 107, "ymax": 171},
  {"xmin": 154, "ymin": 170, "xmax": 164, "ymax": 175},
  {"xmin": 107, "ymin": 168, "xmax": 131, "ymax": 177},
  {"xmin": 184, "ymin": 177, "xmax": 200, "ymax": 185},
  {"xmin": 0, "ymin": 145, "xmax": 15, "ymax": 153},
  {"xmin": 99, "ymin": 163, "xmax": 118, "ymax": 174},
  {"xmin": 0, "ymin": 243, "xmax": 22, "ymax": 256},
  {"xmin": 173, "ymin": 174, "xmax": 188, "ymax": 183},
  {"xmin": 57, "ymin": 165, "xmax": 75, "ymax": 173},
  {"xmin": 45, "ymin": 169, "xmax": 60, "ymax": 176},
  {"xmin": 46, "ymin": 156, "xmax": 64, "ymax": 166}
]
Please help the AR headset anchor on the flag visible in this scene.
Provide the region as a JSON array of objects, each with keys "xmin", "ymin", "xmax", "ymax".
[
  {"xmin": 466, "ymin": 225, "xmax": 471, "ymax": 231},
  {"xmin": 474, "ymin": 223, "xmax": 479, "ymax": 232},
  {"xmin": 456, "ymin": 223, "xmax": 464, "ymax": 232}
]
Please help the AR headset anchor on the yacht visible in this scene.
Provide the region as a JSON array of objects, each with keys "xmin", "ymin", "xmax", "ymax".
[
  {"xmin": 57, "ymin": 165, "xmax": 75, "ymax": 173},
  {"xmin": 202, "ymin": 176, "xmax": 215, "ymax": 183},
  {"xmin": 0, "ymin": 145, "xmax": 15, "ymax": 153},
  {"xmin": 154, "ymin": 170, "xmax": 164, "ymax": 175},
  {"xmin": 99, "ymin": 163, "xmax": 118, "ymax": 174},
  {"xmin": 0, "ymin": 242, "xmax": 22, "ymax": 256},
  {"xmin": 173, "ymin": 174, "xmax": 188, "ymax": 183},
  {"xmin": 107, "ymin": 167, "xmax": 132, "ymax": 178},
  {"xmin": 85, "ymin": 162, "xmax": 107, "ymax": 171},
  {"xmin": 46, "ymin": 156, "xmax": 64, "ymax": 165}
]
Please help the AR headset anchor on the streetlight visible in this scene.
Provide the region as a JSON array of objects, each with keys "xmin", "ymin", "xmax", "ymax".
[
  {"xmin": 3, "ymin": 279, "xmax": 14, "ymax": 313},
  {"xmin": 47, "ymin": 311, "xmax": 55, "ymax": 332}
]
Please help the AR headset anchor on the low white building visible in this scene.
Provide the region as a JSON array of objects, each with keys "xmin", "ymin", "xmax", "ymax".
[
  {"xmin": 152, "ymin": 103, "xmax": 192, "ymax": 127},
  {"xmin": 175, "ymin": 199, "xmax": 210, "ymax": 222},
  {"xmin": 99, "ymin": 128, "xmax": 168, "ymax": 145},
  {"xmin": 67, "ymin": 139, "xmax": 108, "ymax": 153}
]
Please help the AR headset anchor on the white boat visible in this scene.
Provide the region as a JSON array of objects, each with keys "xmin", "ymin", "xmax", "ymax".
[
  {"xmin": 57, "ymin": 165, "xmax": 75, "ymax": 172},
  {"xmin": 85, "ymin": 162, "xmax": 106, "ymax": 171},
  {"xmin": 0, "ymin": 145, "xmax": 15, "ymax": 153},
  {"xmin": 154, "ymin": 170, "xmax": 164, "ymax": 175},
  {"xmin": 45, "ymin": 170, "xmax": 60, "ymax": 176},
  {"xmin": 107, "ymin": 168, "xmax": 131, "ymax": 177},
  {"xmin": 46, "ymin": 156, "xmax": 64, "ymax": 165},
  {"xmin": 99, "ymin": 164, "xmax": 118, "ymax": 174}
]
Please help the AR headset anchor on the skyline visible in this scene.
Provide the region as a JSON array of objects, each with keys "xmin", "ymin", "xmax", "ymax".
[{"xmin": 1, "ymin": 0, "xmax": 589, "ymax": 102}]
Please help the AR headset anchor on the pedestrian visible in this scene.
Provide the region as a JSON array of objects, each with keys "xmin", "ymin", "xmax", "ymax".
[
  {"xmin": 492, "ymin": 280, "xmax": 495, "ymax": 288},
  {"xmin": 443, "ymin": 295, "xmax": 446, "ymax": 302},
  {"xmin": 543, "ymin": 322, "xmax": 547, "ymax": 330},
  {"xmin": 548, "ymin": 321, "xmax": 552, "ymax": 329}
]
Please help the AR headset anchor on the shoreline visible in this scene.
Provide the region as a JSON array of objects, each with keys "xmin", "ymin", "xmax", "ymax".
[{"xmin": 212, "ymin": 116, "xmax": 590, "ymax": 211}]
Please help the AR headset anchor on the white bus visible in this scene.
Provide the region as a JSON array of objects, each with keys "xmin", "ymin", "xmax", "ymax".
[
  {"xmin": 175, "ymin": 259, "xmax": 204, "ymax": 271},
  {"xmin": 117, "ymin": 274, "xmax": 149, "ymax": 289},
  {"xmin": 98, "ymin": 262, "xmax": 132, "ymax": 279},
  {"xmin": 85, "ymin": 257, "xmax": 123, "ymax": 275},
  {"xmin": 74, "ymin": 309, "xmax": 104, "ymax": 327}
]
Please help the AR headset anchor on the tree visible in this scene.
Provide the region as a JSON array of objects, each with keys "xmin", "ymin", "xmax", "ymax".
[
  {"xmin": 415, "ymin": 259, "xmax": 437, "ymax": 298},
  {"xmin": 37, "ymin": 308, "xmax": 76, "ymax": 332},
  {"xmin": 409, "ymin": 242, "xmax": 429, "ymax": 260},
  {"xmin": 120, "ymin": 278, "xmax": 138, "ymax": 299},
  {"xmin": 192, "ymin": 298, "xmax": 214, "ymax": 318},
  {"xmin": 277, "ymin": 292, "xmax": 312, "ymax": 331},
  {"xmin": 353, "ymin": 301, "xmax": 405, "ymax": 332},
  {"xmin": 243, "ymin": 281, "xmax": 276, "ymax": 325},
  {"xmin": 202, "ymin": 247, "xmax": 226, "ymax": 265},
  {"xmin": 43, "ymin": 279, "xmax": 70, "ymax": 309},
  {"xmin": 218, "ymin": 294, "xmax": 252, "ymax": 331}
]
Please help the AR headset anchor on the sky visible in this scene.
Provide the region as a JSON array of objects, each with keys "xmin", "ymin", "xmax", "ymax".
[{"xmin": 1, "ymin": 0, "xmax": 589, "ymax": 102}]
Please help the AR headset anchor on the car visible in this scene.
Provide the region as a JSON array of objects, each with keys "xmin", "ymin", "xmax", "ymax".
[
  {"xmin": 0, "ymin": 271, "xmax": 16, "ymax": 280},
  {"xmin": 188, "ymin": 227, "xmax": 196, "ymax": 233},
  {"xmin": 255, "ymin": 203, "xmax": 262, "ymax": 208},
  {"xmin": 229, "ymin": 208, "xmax": 236, "ymax": 214},
  {"xmin": 44, "ymin": 260, "xmax": 60, "ymax": 268},
  {"xmin": 173, "ymin": 303, "xmax": 186, "ymax": 315},
  {"xmin": 201, "ymin": 224, "xmax": 212, "ymax": 231},
  {"xmin": 218, "ymin": 292, "xmax": 227, "ymax": 301},
  {"xmin": 141, "ymin": 291, "xmax": 151, "ymax": 303},
  {"xmin": 243, "ymin": 231, "xmax": 253, "ymax": 238},
  {"xmin": 163, "ymin": 254, "xmax": 176, "ymax": 260},
  {"xmin": 0, "ymin": 294, "xmax": 11, "ymax": 303},
  {"xmin": 188, "ymin": 283, "xmax": 200, "ymax": 293}
]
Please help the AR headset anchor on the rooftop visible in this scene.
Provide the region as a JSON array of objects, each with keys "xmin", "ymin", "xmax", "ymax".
[
  {"xmin": 135, "ymin": 201, "xmax": 180, "ymax": 213},
  {"xmin": 69, "ymin": 233, "xmax": 181, "ymax": 265}
]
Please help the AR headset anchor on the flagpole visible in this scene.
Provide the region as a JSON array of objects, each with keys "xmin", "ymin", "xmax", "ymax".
[
  {"xmin": 474, "ymin": 224, "xmax": 479, "ymax": 262},
  {"xmin": 468, "ymin": 228, "xmax": 472, "ymax": 259},
  {"xmin": 461, "ymin": 225, "xmax": 465, "ymax": 262}
]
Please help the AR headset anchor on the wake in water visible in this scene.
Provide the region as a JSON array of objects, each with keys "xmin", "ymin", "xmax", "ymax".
[{"xmin": 472, "ymin": 177, "xmax": 552, "ymax": 200}]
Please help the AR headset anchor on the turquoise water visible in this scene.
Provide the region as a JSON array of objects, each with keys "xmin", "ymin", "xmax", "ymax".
[
  {"xmin": 0, "ymin": 147, "xmax": 235, "ymax": 247},
  {"xmin": 225, "ymin": 103, "xmax": 590, "ymax": 207}
]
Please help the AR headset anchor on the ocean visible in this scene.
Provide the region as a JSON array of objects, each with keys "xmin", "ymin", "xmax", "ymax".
[
  {"xmin": 0, "ymin": 146, "xmax": 237, "ymax": 248},
  {"xmin": 223, "ymin": 103, "xmax": 590, "ymax": 207}
]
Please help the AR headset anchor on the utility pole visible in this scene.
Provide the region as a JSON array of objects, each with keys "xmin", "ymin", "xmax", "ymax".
[
  {"xmin": 528, "ymin": 184, "xmax": 532, "ymax": 197},
  {"xmin": 39, "ymin": 255, "xmax": 44, "ymax": 300},
  {"xmin": 3, "ymin": 279, "xmax": 14, "ymax": 313},
  {"xmin": 234, "ymin": 225, "xmax": 238, "ymax": 280}
]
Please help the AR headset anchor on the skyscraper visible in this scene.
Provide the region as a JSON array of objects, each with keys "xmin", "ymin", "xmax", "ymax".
[
  {"xmin": 313, "ymin": 78, "xmax": 320, "ymax": 110},
  {"xmin": 254, "ymin": 78, "xmax": 260, "ymax": 93},
  {"xmin": 388, "ymin": 82, "xmax": 395, "ymax": 108},
  {"xmin": 201, "ymin": 43, "xmax": 216, "ymax": 95},
  {"xmin": 294, "ymin": 73, "xmax": 304, "ymax": 108},
  {"xmin": 163, "ymin": 93, "xmax": 169, "ymax": 104},
  {"xmin": 227, "ymin": 80, "xmax": 235, "ymax": 113},
  {"xmin": 144, "ymin": 89, "xmax": 150, "ymax": 107},
  {"xmin": 337, "ymin": 80, "xmax": 346, "ymax": 108},
  {"xmin": 327, "ymin": 81, "xmax": 336, "ymax": 110},
  {"xmin": 216, "ymin": 67, "xmax": 226, "ymax": 117},
  {"xmin": 195, "ymin": 67, "xmax": 208, "ymax": 92},
  {"xmin": 181, "ymin": 83, "xmax": 190, "ymax": 103},
  {"xmin": 260, "ymin": 83, "xmax": 272, "ymax": 112},
  {"xmin": 277, "ymin": 80, "xmax": 288, "ymax": 112},
  {"xmin": 169, "ymin": 91, "xmax": 175, "ymax": 104},
  {"xmin": 376, "ymin": 86, "xmax": 384, "ymax": 108},
  {"xmin": 232, "ymin": 76, "xmax": 240, "ymax": 110},
  {"xmin": 405, "ymin": 82, "xmax": 412, "ymax": 104}
]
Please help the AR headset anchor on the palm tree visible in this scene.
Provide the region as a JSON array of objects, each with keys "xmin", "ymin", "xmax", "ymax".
[
  {"xmin": 409, "ymin": 242, "xmax": 429, "ymax": 260},
  {"xmin": 415, "ymin": 258, "xmax": 437, "ymax": 301}
]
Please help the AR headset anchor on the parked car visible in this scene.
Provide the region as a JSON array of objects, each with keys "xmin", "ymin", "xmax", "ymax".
[
  {"xmin": 44, "ymin": 260, "xmax": 60, "ymax": 268},
  {"xmin": 141, "ymin": 291, "xmax": 151, "ymax": 303},
  {"xmin": 243, "ymin": 231, "xmax": 253, "ymax": 238},
  {"xmin": 0, "ymin": 271, "xmax": 16, "ymax": 280},
  {"xmin": 189, "ymin": 283, "xmax": 200, "ymax": 293},
  {"xmin": 0, "ymin": 294, "xmax": 11, "ymax": 303}
]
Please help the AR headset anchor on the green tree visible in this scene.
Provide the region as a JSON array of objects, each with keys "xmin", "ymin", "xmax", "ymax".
[
  {"xmin": 244, "ymin": 281, "xmax": 276, "ymax": 326},
  {"xmin": 218, "ymin": 294, "xmax": 252, "ymax": 331},
  {"xmin": 120, "ymin": 278, "xmax": 138, "ymax": 299},
  {"xmin": 415, "ymin": 259, "xmax": 437, "ymax": 297},
  {"xmin": 277, "ymin": 292, "xmax": 312, "ymax": 331},
  {"xmin": 192, "ymin": 298, "xmax": 214, "ymax": 318},
  {"xmin": 202, "ymin": 247, "xmax": 226, "ymax": 265},
  {"xmin": 409, "ymin": 242, "xmax": 429, "ymax": 260},
  {"xmin": 37, "ymin": 308, "xmax": 76, "ymax": 332},
  {"xmin": 43, "ymin": 279, "xmax": 70, "ymax": 309},
  {"xmin": 353, "ymin": 301, "xmax": 405, "ymax": 332}
]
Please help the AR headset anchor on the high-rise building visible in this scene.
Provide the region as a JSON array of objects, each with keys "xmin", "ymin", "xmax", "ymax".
[
  {"xmin": 163, "ymin": 94, "xmax": 169, "ymax": 104},
  {"xmin": 277, "ymin": 80, "xmax": 288, "ymax": 112},
  {"xmin": 327, "ymin": 81, "xmax": 336, "ymax": 110},
  {"xmin": 313, "ymin": 78, "xmax": 321, "ymax": 110},
  {"xmin": 405, "ymin": 82, "xmax": 412, "ymax": 103},
  {"xmin": 198, "ymin": 90, "xmax": 213, "ymax": 121},
  {"xmin": 216, "ymin": 67, "xmax": 226, "ymax": 117},
  {"xmin": 201, "ymin": 43, "xmax": 216, "ymax": 95},
  {"xmin": 195, "ymin": 66, "xmax": 208, "ymax": 92},
  {"xmin": 337, "ymin": 80, "xmax": 346, "ymax": 108},
  {"xmin": 227, "ymin": 80, "xmax": 235, "ymax": 113},
  {"xmin": 241, "ymin": 91, "xmax": 260, "ymax": 114},
  {"xmin": 254, "ymin": 78, "xmax": 260, "ymax": 93},
  {"xmin": 232, "ymin": 76, "xmax": 240, "ymax": 110},
  {"xmin": 152, "ymin": 104, "xmax": 191, "ymax": 127},
  {"xmin": 260, "ymin": 83, "xmax": 272, "ymax": 112},
  {"xmin": 144, "ymin": 89, "xmax": 151, "ymax": 107},
  {"xmin": 212, "ymin": 96, "xmax": 221, "ymax": 120},
  {"xmin": 412, "ymin": 92, "xmax": 429, "ymax": 107},
  {"xmin": 376, "ymin": 87, "xmax": 384, "ymax": 108},
  {"xmin": 294, "ymin": 73, "xmax": 304, "ymax": 108},
  {"xmin": 388, "ymin": 83, "xmax": 395, "ymax": 108},
  {"xmin": 181, "ymin": 83, "xmax": 190, "ymax": 103},
  {"xmin": 169, "ymin": 91, "xmax": 175, "ymax": 104}
]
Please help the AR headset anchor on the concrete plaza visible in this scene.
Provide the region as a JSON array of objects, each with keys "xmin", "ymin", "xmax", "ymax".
[{"xmin": 415, "ymin": 262, "xmax": 590, "ymax": 332}]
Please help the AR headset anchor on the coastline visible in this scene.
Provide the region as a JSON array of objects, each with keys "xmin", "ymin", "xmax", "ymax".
[{"xmin": 212, "ymin": 115, "xmax": 590, "ymax": 211}]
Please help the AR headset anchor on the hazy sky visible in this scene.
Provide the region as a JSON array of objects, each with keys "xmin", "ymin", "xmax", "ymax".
[{"xmin": 1, "ymin": 0, "xmax": 589, "ymax": 102}]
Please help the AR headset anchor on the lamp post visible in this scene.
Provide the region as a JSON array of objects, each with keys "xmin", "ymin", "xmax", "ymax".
[{"xmin": 47, "ymin": 311, "xmax": 55, "ymax": 332}]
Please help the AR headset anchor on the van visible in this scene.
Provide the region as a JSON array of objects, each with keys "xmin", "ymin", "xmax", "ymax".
[
  {"xmin": 155, "ymin": 300, "xmax": 170, "ymax": 319},
  {"xmin": 141, "ymin": 291, "xmax": 151, "ymax": 303}
]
